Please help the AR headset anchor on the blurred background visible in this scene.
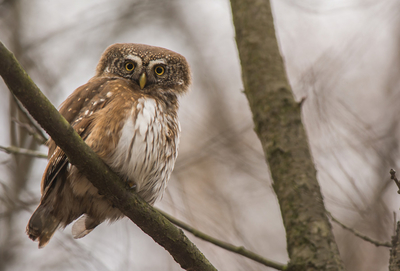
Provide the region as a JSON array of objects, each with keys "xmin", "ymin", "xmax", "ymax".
[{"xmin": 0, "ymin": 0, "xmax": 399, "ymax": 270}]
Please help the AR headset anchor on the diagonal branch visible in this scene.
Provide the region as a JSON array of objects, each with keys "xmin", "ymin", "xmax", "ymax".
[
  {"xmin": 0, "ymin": 41, "xmax": 216, "ymax": 271},
  {"xmin": 11, "ymin": 94, "xmax": 48, "ymax": 144},
  {"xmin": 327, "ymin": 212, "xmax": 391, "ymax": 247},
  {"xmin": 159, "ymin": 209, "xmax": 287, "ymax": 270}
]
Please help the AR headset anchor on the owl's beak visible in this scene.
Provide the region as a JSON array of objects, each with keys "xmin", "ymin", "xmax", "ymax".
[{"xmin": 139, "ymin": 73, "xmax": 147, "ymax": 89}]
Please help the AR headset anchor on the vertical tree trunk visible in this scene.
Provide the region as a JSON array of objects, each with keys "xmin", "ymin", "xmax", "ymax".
[
  {"xmin": 230, "ymin": 1, "xmax": 344, "ymax": 270},
  {"xmin": 390, "ymin": 222, "xmax": 400, "ymax": 271}
]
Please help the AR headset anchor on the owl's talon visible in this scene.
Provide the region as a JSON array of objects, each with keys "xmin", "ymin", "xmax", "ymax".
[{"xmin": 127, "ymin": 180, "xmax": 137, "ymax": 190}]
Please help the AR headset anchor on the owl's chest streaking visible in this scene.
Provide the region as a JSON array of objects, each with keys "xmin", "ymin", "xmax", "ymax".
[
  {"xmin": 65, "ymin": 78, "xmax": 180, "ymax": 204},
  {"xmin": 107, "ymin": 96, "xmax": 180, "ymax": 204}
]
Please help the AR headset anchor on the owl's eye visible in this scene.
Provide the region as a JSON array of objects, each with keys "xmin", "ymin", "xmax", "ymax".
[
  {"xmin": 154, "ymin": 66, "xmax": 165, "ymax": 76},
  {"xmin": 125, "ymin": 62, "xmax": 135, "ymax": 72}
]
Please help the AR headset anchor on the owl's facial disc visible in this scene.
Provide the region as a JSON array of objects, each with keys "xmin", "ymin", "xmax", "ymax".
[{"xmin": 96, "ymin": 44, "xmax": 191, "ymax": 95}]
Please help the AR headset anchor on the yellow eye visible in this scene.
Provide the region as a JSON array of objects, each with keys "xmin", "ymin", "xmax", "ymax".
[
  {"xmin": 125, "ymin": 62, "xmax": 135, "ymax": 72},
  {"xmin": 154, "ymin": 66, "xmax": 165, "ymax": 76}
]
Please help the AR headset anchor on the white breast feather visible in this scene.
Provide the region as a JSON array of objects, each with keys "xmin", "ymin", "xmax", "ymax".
[{"xmin": 109, "ymin": 97, "xmax": 178, "ymax": 203}]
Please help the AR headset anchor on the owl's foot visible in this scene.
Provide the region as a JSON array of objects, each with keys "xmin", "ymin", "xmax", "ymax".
[
  {"xmin": 72, "ymin": 214, "xmax": 100, "ymax": 239},
  {"xmin": 127, "ymin": 179, "xmax": 137, "ymax": 190}
]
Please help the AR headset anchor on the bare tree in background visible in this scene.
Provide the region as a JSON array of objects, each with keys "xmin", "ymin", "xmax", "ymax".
[{"xmin": 0, "ymin": 1, "xmax": 53, "ymax": 269}]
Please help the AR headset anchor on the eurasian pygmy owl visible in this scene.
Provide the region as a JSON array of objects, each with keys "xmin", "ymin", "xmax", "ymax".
[{"xmin": 26, "ymin": 43, "xmax": 191, "ymax": 248}]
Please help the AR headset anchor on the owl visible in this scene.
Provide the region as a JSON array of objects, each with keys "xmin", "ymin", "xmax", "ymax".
[{"xmin": 26, "ymin": 43, "xmax": 191, "ymax": 248}]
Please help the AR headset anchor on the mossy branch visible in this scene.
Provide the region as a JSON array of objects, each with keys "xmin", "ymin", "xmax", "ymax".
[{"xmin": 0, "ymin": 41, "xmax": 216, "ymax": 271}]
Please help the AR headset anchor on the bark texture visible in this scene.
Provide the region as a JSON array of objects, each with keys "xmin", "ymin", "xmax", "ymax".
[
  {"xmin": 230, "ymin": 1, "xmax": 344, "ymax": 270},
  {"xmin": 0, "ymin": 41, "xmax": 216, "ymax": 271},
  {"xmin": 390, "ymin": 222, "xmax": 400, "ymax": 271}
]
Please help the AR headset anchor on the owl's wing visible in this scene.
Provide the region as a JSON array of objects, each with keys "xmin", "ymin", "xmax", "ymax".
[
  {"xmin": 40, "ymin": 114, "xmax": 95, "ymax": 200},
  {"xmin": 46, "ymin": 77, "xmax": 111, "ymax": 155},
  {"xmin": 40, "ymin": 77, "xmax": 114, "ymax": 199}
]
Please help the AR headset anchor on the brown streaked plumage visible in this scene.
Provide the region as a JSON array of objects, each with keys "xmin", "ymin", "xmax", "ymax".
[{"xmin": 26, "ymin": 43, "xmax": 191, "ymax": 248}]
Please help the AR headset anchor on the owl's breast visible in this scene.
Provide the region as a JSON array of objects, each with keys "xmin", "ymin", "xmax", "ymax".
[{"xmin": 108, "ymin": 97, "xmax": 179, "ymax": 204}]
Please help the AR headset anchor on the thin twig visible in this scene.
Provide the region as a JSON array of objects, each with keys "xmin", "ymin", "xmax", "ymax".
[
  {"xmin": 390, "ymin": 169, "xmax": 400, "ymax": 194},
  {"xmin": 11, "ymin": 94, "xmax": 48, "ymax": 144},
  {"xmin": 327, "ymin": 212, "xmax": 391, "ymax": 247},
  {"xmin": 158, "ymin": 209, "xmax": 288, "ymax": 270},
  {"xmin": 0, "ymin": 145, "xmax": 47, "ymax": 159},
  {"xmin": 11, "ymin": 117, "xmax": 47, "ymax": 145}
]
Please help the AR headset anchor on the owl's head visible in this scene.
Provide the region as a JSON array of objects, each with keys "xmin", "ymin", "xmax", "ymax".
[{"xmin": 95, "ymin": 43, "xmax": 191, "ymax": 95}]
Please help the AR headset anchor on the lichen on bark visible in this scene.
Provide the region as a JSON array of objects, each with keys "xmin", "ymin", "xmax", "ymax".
[{"xmin": 230, "ymin": 0, "xmax": 344, "ymax": 270}]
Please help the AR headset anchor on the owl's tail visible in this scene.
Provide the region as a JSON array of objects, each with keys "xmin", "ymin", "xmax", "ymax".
[{"xmin": 26, "ymin": 204, "xmax": 60, "ymax": 249}]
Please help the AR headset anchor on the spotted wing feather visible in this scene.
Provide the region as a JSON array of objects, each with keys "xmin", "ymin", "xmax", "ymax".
[
  {"xmin": 41, "ymin": 78, "xmax": 114, "ymax": 194},
  {"xmin": 27, "ymin": 78, "xmax": 114, "ymax": 247}
]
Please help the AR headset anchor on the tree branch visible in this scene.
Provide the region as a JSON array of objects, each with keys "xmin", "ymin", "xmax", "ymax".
[
  {"xmin": 327, "ymin": 212, "xmax": 391, "ymax": 247},
  {"xmin": 0, "ymin": 145, "xmax": 47, "ymax": 159},
  {"xmin": 390, "ymin": 170, "xmax": 400, "ymax": 270},
  {"xmin": 390, "ymin": 169, "xmax": 400, "ymax": 194},
  {"xmin": 230, "ymin": 1, "xmax": 344, "ymax": 270},
  {"xmin": 159, "ymin": 209, "xmax": 288, "ymax": 270},
  {"xmin": 11, "ymin": 94, "xmax": 48, "ymax": 144},
  {"xmin": 0, "ymin": 41, "xmax": 216, "ymax": 271},
  {"xmin": 390, "ymin": 222, "xmax": 400, "ymax": 271}
]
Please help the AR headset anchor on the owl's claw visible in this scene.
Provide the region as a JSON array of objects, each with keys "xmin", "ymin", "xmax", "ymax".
[{"xmin": 127, "ymin": 180, "xmax": 137, "ymax": 190}]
